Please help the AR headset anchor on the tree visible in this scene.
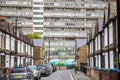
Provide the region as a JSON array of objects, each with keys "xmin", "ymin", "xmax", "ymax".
[{"xmin": 27, "ymin": 33, "xmax": 41, "ymax": 39}]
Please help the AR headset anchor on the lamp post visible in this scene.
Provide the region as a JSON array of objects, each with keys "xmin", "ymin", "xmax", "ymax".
[
  {"xmin": 14, "ymin": 17, "xmax": 21, "ymax": 67},
  {"xmin": 14, "ymin": 17, "xmax": 18, "ymax": 67},
  {"xmin": 57, "ymin": 49, "xmax": 61, "ymax": 70},
  {"xmin": 48, "ymin": 40, "xmax": 50, "ymax": 63},
  {"xmin": 75, "ymin": 37, "xmax": 77, "ymax": 61},
  {"xmin": 58, "ymin": 50, "xmax": 61, "ymax": 70}
]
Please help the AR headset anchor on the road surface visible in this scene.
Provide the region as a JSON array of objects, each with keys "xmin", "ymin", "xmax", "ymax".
[{"xmin": 41, "ymin": 70, "xmax": 74, "ymax": 80}]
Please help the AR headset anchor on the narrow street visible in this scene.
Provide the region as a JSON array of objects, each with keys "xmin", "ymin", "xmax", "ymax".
[{"xmin": 41, "ymin": 70, "xmax": 74, "ymax": 80}]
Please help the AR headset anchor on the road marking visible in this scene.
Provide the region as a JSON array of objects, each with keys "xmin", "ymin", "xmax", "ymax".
[
  {"xmin": 69, "ymin": 71, "xmax": 77, "ymax": 80},
  {"xmin": 69, "ymin": 71, "xmax": 75, "ymax": 80}
]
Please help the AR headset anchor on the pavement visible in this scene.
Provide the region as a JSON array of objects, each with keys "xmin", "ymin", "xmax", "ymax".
[{"xmin": 70, "ymin": 69, "xmax": 92, "ymax": 80}]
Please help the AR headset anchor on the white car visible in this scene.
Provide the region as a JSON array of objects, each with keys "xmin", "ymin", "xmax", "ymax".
[{"xmin": 45, "ymin": 64, "xmax": 53, "ymax": 74}]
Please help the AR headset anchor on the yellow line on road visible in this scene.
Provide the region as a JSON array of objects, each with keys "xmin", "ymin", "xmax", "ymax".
[{"xmin": 69, "ymin": 71, "xmax": 77, "ymax": 80}]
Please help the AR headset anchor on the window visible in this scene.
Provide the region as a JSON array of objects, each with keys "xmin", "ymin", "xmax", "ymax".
[
  {"xmin": 86, "ymin": 13, "xmax": 91, "ymax": 16},
  {"xmin": 34, "ymin": 12, "xmax": 43, "ymax": 15},
  {"xmin": 22, "ymin": 28, "xmax": 32, "ymax": 31},
  {"xmin": 34, "ymin": 27, "xmax": 43, "ymax": 30},
  {"xmin": 16, "ymin": 7, "xmax": 22, "ymax": 10},
  {"xmin": 11, "ymin": 68, "xmax": 26, "ymax": 73},
  {"xmin": 50, "ymin": 3, "xmax": 54, "ymax": 5},
  {"xmin": 34, "ymin": 32, "xmax": 43, "ymax": 35},
  {"xmin": 34, "ymin": 7, "xmax": 43, "ymax": 10},
  {"xmin": 34, "ymin": 22, "xmax": 43, "ymax": 25},
  {"xmin": 34, "ymin": 2, "xmax": 43, "ymax": 5},
  {"xmin": 77, "ymin": 28, "xmax": 85, "ymax": 31},
  {"xmin": 66, "ymin": 28, "xmax": 73, "ymax": 31},
  {"xmin": 86, "ymin": 9, "xmax": 95, "ymax": 11},
  {"xmin": 1, "ymin": 55, "xmax": 5, "ymax": 67},
  {"xmin": 65, "ymin": 23, "xmax": 75, "ymax": 26},
  {"xmin": 34, "ymin": 17, "xmax": 43, "ymax": 20},
  {"xmin": 86, "ymin": 18, "xmax": 97, "ymax": 21},
  {"xmin": 44, "ymin": 3, "xmax": 49, "ymax": 5},
  {"xmin": 76, "ymin": 18, "xmax": 84, "ymax": 21}
]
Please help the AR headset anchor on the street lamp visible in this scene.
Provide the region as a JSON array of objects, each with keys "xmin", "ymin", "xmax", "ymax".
[
  {"xmin": 74, "ymin": 36, "xmax": 77, "ymax": 61},
  {"xmin": 48, "ymin": 40, "xmax": 50, "ymax": 63},
  {"xmin": 56, "ymin": 49, "xmax": 61, "ymax": 70},
  {"xmin": 58, "ymin": 50, "xmax": 61, "ymax": 70},
  {"xmin": 14, "ymin": 17, "xmax": 22, "ymax": 67}
]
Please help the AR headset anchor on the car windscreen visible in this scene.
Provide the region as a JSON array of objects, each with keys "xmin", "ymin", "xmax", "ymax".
[
  {"xmin": 11, "ymin": 68, "xmax": 25, "ymax": 73},
  {"xmin": 27, "ymin": 66, "xmax": 36, "ymax": 72},
  {"xmin": 37, "ymin": 65, "xmax": 45, "ymax": 69}
]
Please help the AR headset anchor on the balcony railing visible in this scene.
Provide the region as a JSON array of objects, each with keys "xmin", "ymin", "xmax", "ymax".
[
  {"xmin": 44, "ymin": 1, "xmax": 107, "ymax": 9},
  {"xmin": 44, "ymin": 40, "xmax": 75, "ymax": 47},
  {"xmin": 1, "ymin": 1, "xmax": 32, "ymax": 7},
  {"xmin": 0, "ymin": 10, "xmax": 32, "ymax": 17},
  {"xmin": 44, "ymin": 21, "xmax": 96, "ymax": 28},
  {"xmin": 44, "ymin": 31, "xmax": 87, "ymax": 38},
  {"xmin": 44, "ymin": 11, "xmax": 104, "ymax": 18}
]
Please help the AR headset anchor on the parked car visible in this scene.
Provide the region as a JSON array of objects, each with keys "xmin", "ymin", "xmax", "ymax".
[
  {"xmin": 0, "ymin": 71, "xmax": 7, "ymax": 80},
  {"xmin": 9, "ymin": 66, "xmax": 34, "ymax": 80},
  {"xmin": 0, "ymin": 68, "xmax": 7, "ymax": 80},
  {"xmin": 28, "ymin": 65, "xmax": 41, "ymax": 80},
  {"xmin": 37, "ymin": 64, "xmax": 50, "ymax": 76},
  {"xmin": 45, "ymin": 64, "xmax": 53, "ymax": 74},
  {"xmin": 51, "ymin": 64, "xmax": 57, "ymax": 72}
]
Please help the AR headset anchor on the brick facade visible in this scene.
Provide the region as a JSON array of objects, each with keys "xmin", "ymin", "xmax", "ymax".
[
  {"xmin": 77, "ymin": 45, "xmax": 87, "ymax": 68},
  {"xmin": 33, "ymin": 46, "xmax": 44, "ymax": 65}
]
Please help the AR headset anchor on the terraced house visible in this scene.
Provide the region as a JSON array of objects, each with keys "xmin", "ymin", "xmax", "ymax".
[
  {"xmin": 0, "ymin": 17, "xmax": 34, "ymax": 71},
  {"xmin": 87, "ymin": 0, "xmax": 117, "ymax": 79}
]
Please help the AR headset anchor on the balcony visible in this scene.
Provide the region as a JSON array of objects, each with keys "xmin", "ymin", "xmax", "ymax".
[
  {"xmin": 44, "ymin": 1, "xmax": 107, "ymax": 9},
  {"xmin": 6, "ymin": 18, "xmax": 33, "ymax": 27},
  {"xmin": 0, "ymin": 0, "xmax": 32, "ymax": 7},
  {"xmin": 44, "ymin": 20, "xmax": 96, "ymax": 28},
  {"xmin": 44, "ymin": 40, "xmax": 75, "ymax": 47},
  {"xmin": 0, "ymin": 10, "xmax": 32, "ymax": 17},
  {"xmin": 44, "ymin": 11, "xmax": 104, "ymax": 18},
  {"xmin": 44, "ymin": 31, "xmax": 87, "ymax": 38}
]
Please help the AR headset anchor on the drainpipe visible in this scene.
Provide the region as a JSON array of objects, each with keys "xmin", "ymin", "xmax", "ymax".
[{"xmin": 117, "ymin": 0, "xmax": 120, "ymax": 69}]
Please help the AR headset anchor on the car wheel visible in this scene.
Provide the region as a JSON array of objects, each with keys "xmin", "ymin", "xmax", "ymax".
[
  {"xmin": 39, "ymin": 76, "xmax": 41, "ymax": 79},
  {"xmin": 29, "ymin": 77, "xmax": 34, "ymax": 80},
  {"xmin": 46, "ymin": 71, "xmax": 50, "ymax": 76},
  {"xmin": 39, "ymin": 76, "xmax": 41, "ymax": 80}
]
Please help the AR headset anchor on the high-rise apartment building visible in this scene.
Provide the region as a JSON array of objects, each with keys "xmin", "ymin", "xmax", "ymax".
[
  {"xmin": 0, "ymin": 0, "xmax": 44, "ymax": 37},
  {"xmin": 0, "ymin": 0, "xmax": 107, "ymax": 62},
  {"xmin": 0, "ymin": 0, "xmax": 33, "ymax": 35},
  {"xmin": 43, "ymin": 0, "xmax": 107, "ymax": 61}
]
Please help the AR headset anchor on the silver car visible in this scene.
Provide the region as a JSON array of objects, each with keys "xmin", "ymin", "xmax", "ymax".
[
  {"xmin": 37, "ymin": 65, "xmax": 50, "ymax": 76},
  {"xmin": 9, "ymin": 67, "xmax": 34, "ymax": 80},
  {"xmin": 28, "ymin": 65, "xmax": 41, "ymax": 80}
]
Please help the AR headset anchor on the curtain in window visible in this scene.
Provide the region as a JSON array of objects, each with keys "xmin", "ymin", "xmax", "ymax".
[
  {"xmin": 110, "ymin": 51, "xmax": 114, "ymax": 68},
  {"xmin": 104, "ymin": 53, "xmax": 108, "ymax": 68},
  {"xmin": 109, "ymin": 23, "xmax": 113, "ymax": 45},
  {"xmin": 104, "ymin": 28, "xmax": 108, "ymax": 47},
  {"xmin": 5, "ymin": 55, "xmax": 10, "ymax": 67},
  {"xmin": 11, "ymin": 56, "xmax": 14, "ymax": 67},
  {"xmin": 5, "ymin": 35, "xmax": 10, "ymax": 50},
  {"xmin": 11, "ymin": 37, "xmax": 15, "ymax": 51}
]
